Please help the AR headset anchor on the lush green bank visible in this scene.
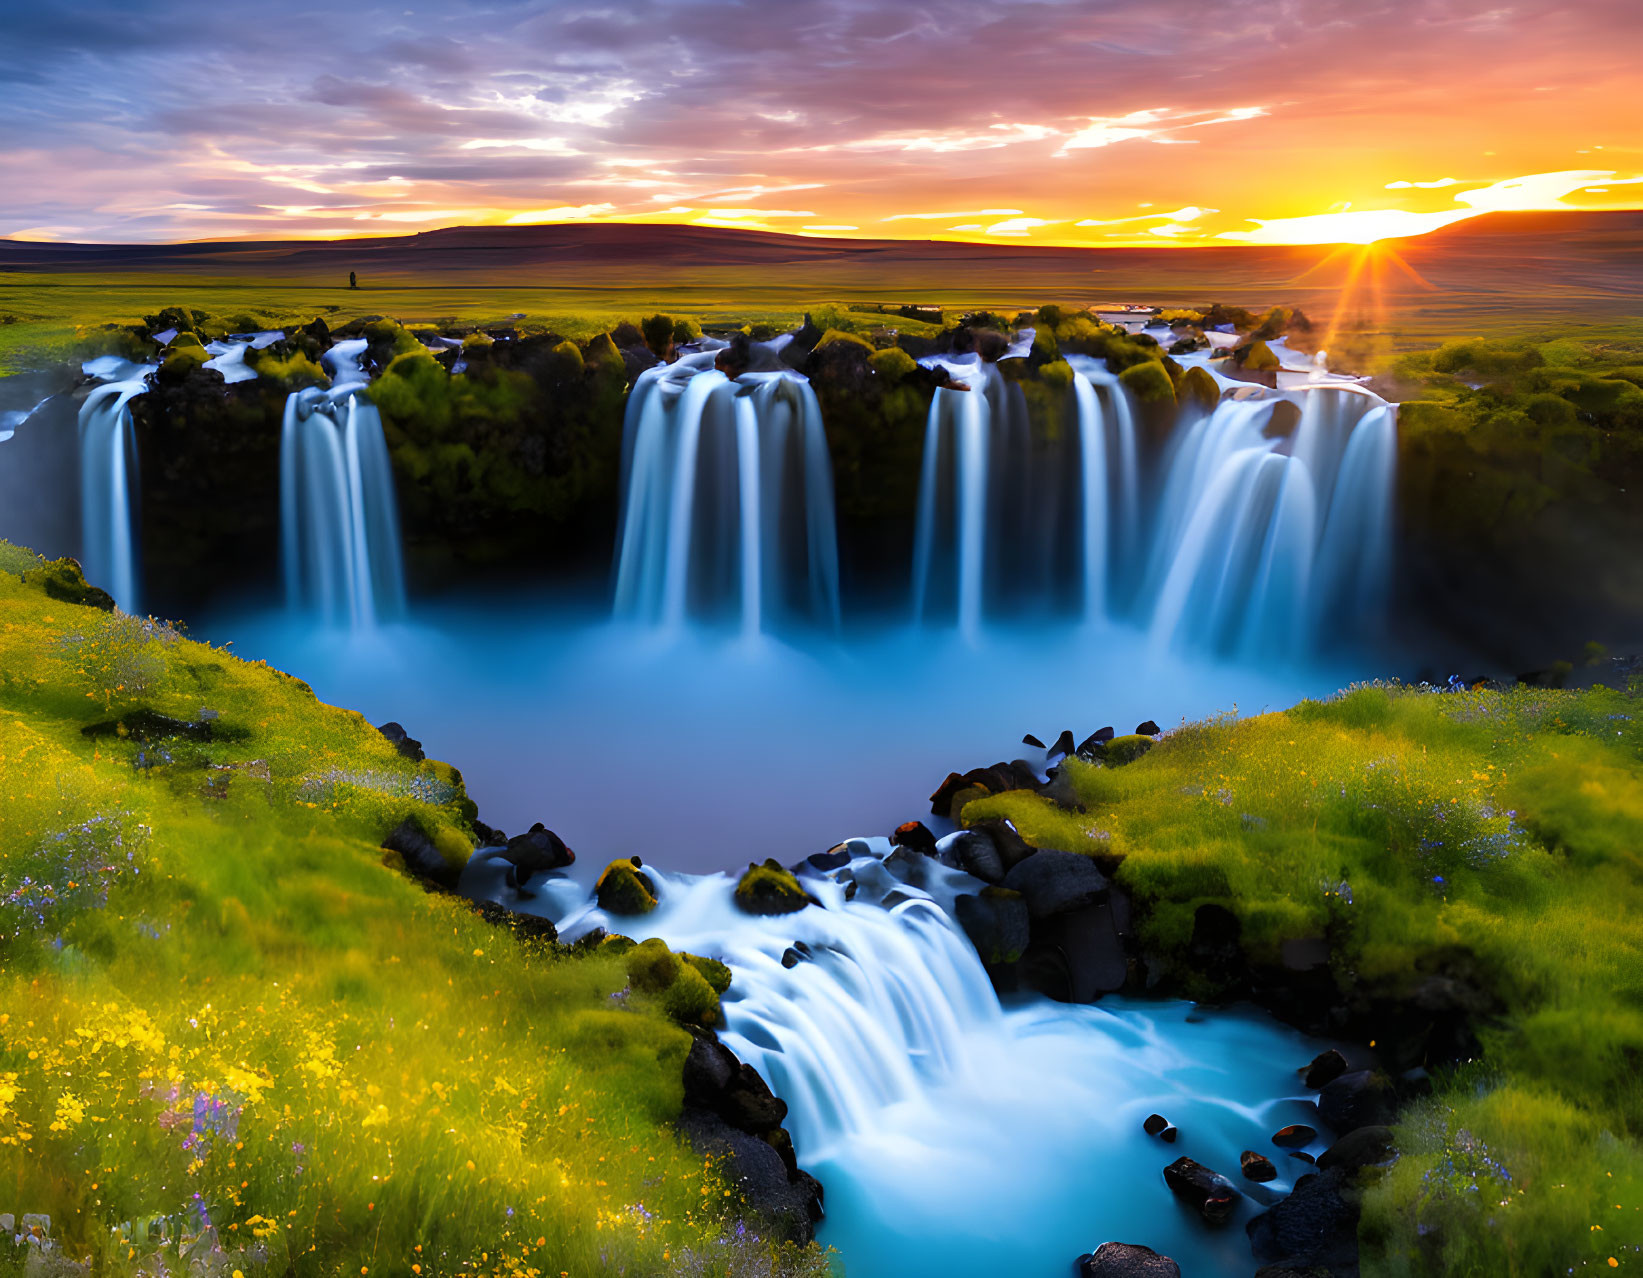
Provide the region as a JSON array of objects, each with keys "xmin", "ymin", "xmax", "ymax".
[
  {"xmin": 962, "ymin": 680, "xmax": 1643, "ymax": 1276},
  {"xmin": 0, "ymin": 547, "xmax": 829, "ymax": 1277}
]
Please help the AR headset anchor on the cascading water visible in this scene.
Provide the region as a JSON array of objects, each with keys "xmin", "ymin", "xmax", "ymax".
[
  {"xmin": 78, "ymin": 357, "xmax": 156, "ymax": 613},
  {"xmin": 1145, "ymin": 385, "xmax": 1396, "ymax": 659},
  {"xmin": 908, "ymin": 343, "xmax": 1396, "ymax": 657},
  {"xmin": 466, "ymin": 845, "xmax": 1334, "ymax": 1278},
  {"xmin": 613, "ymin": 352, "xmax": 841, "ymax": 635},
  {"xmin": 279, "ymin": 339, "xmax": 406, "ymax": 627}
]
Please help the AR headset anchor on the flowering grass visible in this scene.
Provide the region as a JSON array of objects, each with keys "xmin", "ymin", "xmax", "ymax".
[
  {"xmin": 965, "ymin": 682, "xmax": 1643, "ymax": 1276},
  {"xmin": 0, "ymin": 555, "xmax": 831, "ymax": 1277}
]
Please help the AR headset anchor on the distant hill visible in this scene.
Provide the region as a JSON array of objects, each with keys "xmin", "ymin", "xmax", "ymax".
[{"xmin": 3, "ymin": 212, "xmax": 1638, "ymax": 338}]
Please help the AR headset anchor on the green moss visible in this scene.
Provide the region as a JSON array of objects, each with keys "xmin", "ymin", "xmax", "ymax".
[
  {"xmin": 868, "ymin": 345, "xmax": 917, "ymax": 383},
  {"xmin": 248, "ymin": 347, "xmax": 330, "ymax": 391},
  {"xmin": 167, "ymin": 331, "xmax": 204, "ymax": 350},
  {"xmin": 813, "ymin": 328, "xmax": 875, "ymax": 354},
  {"xmin": 733, "ymin": 858, "xmax": 812, "ymax": 915},
  {"xmin": 640, "ymin": 314, "xmax": 675, "ymax": 359},
  {"xmin": 24, "ymin": 556, "xmax": 114, "ymax": 612},
  {"xmin": 625, "ymin": 938, "xmax": 724, "ymax": 1026},
  {"xmin": 1118, "ymin": 360, "xmax": 1175, "ymax": 404},
  {"xmin": 1101, "ymin": 733, "xmax": 1156, "ymax": 765},
  {"xmin": 683, "ymin": 952, "xmax": 734, "ymax": 995},
  {"xmin": 157, "ymin": 344, "xmax": 211, "ymax": 382},
  {"xmin": 0, "ymin": 540, "xmax": 44, "ymax": 578},
  {"xmin": 1242, "ymin": 339, "xmax": 1281, "ymax": 372},
  {"xmin": 596, "ymin": 857, "xmax": 658, "ymax": 915},
  {"xmin": 1178, "ymin": 364, "xmax": 1220, "ymax": 413}
]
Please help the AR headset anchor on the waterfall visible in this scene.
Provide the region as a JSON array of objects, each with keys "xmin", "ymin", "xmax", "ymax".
[
  {"xmin": 78, "ymin": 359, "xmax": 155, "ymax": 612},
  {"xmin": 613, "ymin": 355, "xmax": 841, "ymax": 635},
  {"xmin": 909, "ymin": 361, "xmax": 997, "ymax": 637},
  {"xmin": 497, "ymin": 847, "xmax": 1331, "ymax": 1278},
  {"xmin": 279, "ymin": 339, "xmax": 406, "ymax": 627},
  {"xmin": 1143, "ymin": 386, "xmax": 1394, "ymax": 659}
]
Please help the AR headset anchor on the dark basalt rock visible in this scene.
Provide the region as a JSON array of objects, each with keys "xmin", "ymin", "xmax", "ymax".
[
  {"xmin": 376, "ymin": 721, "xmax": 425, "ymax": 761},
  {"xmin": 1020, "ymin": 900, "xmax": 1129, "ymax": 1002},
  {"xmin": 805, "ymin": 845, "xmax": 856, "ymax": 872},
  {"xmin": 1304, "ymin": 1048, "xmax": 1349, "ymax": 1089},
  {"xmin": 1077, "ymin": 1240, "xmax": 1181, "ymax": 1277},
  {"xmin": 467, "ymin": 898, "xmax": 558, "ymax": 944},
  {"xmin": 1163, "ymin": 1156, "xmax": 1241, "ymax": 1224},
  {"xmin": 1242, "ymin": 1151, "xmax": 1278, "ymax": 1182},
  {"xmin": 1022, "ymin": 732, "xmax": 1046, "ymax": 749},
  {"xmin": 942, "ymin": 828, "xmax": 1005, "ymax": 883},
  {"xmin": 1002, "ymin": 849, "xmax": 1107, "ymax": 919},
  {"xmin": 1049, "ymin": 728, "xmax": 1076, "ymax": 758},
  {"xmin": 678, "ymin": 1034, "xmax": 820, "ymax": 1243},
  {"xmin": 1246, "ymin": 1166, "xmax": 1360, "ymax": 1274},
  {"xmin": 1318, "ymin": 1071, "xmax": 1394, "ymax": 1134},
  {"xmin": 1317, "ymin": 1125, "xmax": 1395, "ymax": 1172},
  {"xmin": 969, "ymin": 816, "xmax": 1036, "ymax": 870},
  {"xmin": 1272, "ymin": 1124, "xmax": 1318, "ymax": 1149},
  {"xmin": 889, "ymin": 819, "xmax": 938, "ymax": 856},
  {"xmin": 83, "ymin": 709, "xmax": 218, "ymax": 743},
  {"xmin": 501, "ymin": 822, "xmax": 575, "ymax": 893},
  {"xmin": 954, "ymin": 888, "xmax": 1030, "ymax": 965},
  {"xmin": 1076, "ymin": 726, "xmax": 1116, "ymax": 757},
  {"xmin": 381, "ymin": 815, "xmax": 460, "ymax": 891},
  {"xmin": 1135, "ymin": 719, "xmax": 1161, "ymax": 736},
  {"xmin": 1143, "ymin": 1113, "xmax": 1171, "ymax": 1136},
  {"xmin": 1186, "ymin": 903, "xmax": 1249, "ymax": 994}
]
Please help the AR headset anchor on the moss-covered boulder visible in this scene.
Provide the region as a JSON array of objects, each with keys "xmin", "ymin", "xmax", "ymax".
[
  {"xmin": 24, "ymin": 557, "xmax": 114, "ymax": 611},
  {"xmin": 734, "ymin": 858, "xmax": 813, "ymax": 915},
  {"xmin": 1101, "ymin": 733, "xmax": 1156, "ymax": 766},
  {"xmin": 1118, "ymin": 360, "xmax": 1176, "ymax": 405},
  {"xmin": 868, "ymin": 345, "xmax": 917, "ymax": 383},
  {"xmin": 596, "ymin": 856, "xmax": 658, "ymax": 915},
  {"xmin": 1242, "ymin": 339, "xmax": 1281, "ymax": 372},
  {"xmin": 625, "ymin": 937, "xmax": 722, "ymax": 1025},
  {"xmin": 1179, "ymin": 364, "xmax": 1221, "ymax": 414}
]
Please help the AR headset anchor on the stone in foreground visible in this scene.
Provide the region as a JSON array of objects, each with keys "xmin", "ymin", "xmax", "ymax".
[{"xmin": 1077, "ymin": 1240, "xmax": 1181, "ymax": 1277}]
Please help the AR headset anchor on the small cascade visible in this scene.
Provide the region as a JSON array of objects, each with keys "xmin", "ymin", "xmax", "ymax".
[
  {"xmin": 1063, "ymin": 359, "xmax": 1142, "ymax": 621},
  {"xmin": 279, "ymin": 339, "xmax": 406, "ymax": 627},
  {"xmin": 503, "ymin": 848, "xmax": 1331, "ymax": 1278},
  {"xmin": 78, "ymin": 358, "xmax": 155, "ymax": 612},
  {"xmin": 613, "ymin": 353, "xmax": 841, "ymax": 635}
]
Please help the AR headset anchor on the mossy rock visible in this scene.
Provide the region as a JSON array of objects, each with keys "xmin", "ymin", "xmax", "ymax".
[
  {"xmin": 625, "ymin": 937, "xmax": 721, "ymax": 1025},
  {"xmin": 598, "ymin": 933, "xmax": 637, "ymax": 957},
  {"xmin": 168, "ymin": 332, "xmax": 205, "ymax": 350},
  {"xmin": 734, "ymin": 858, "xmax": 813, "ymax": 915},
  {"xmin": 868, "ymin": 346, "xmax": 918, "ymax": 383},
  {"xmin": 1179, "ymin": 364, "xmax": 1221, "ymax": 414},
  {"xmin": 1118, "ymin": 360, "xmax": 1176, "ymax": 405},
  {"xmin": 158, "ymin": 345, "xmax": 212, "ymax": 383},
  {"xmin": 1036, "ymin": 358, "xmax": 1075, "ymax": 392},
  {"xmin": 25, "ymin": 558, "xmax": 114, "ymax": 612},
  {"xmin": 813, "ymin": 329, "xmax": 874, "ymax": 355},
  {"xmin": 1243, "ymin": 340, "xmax": 1281, "ymax": 372},
  {"xmin": 683, "ymin": 952, "xmax": 733, "ymax": 995},
  {"xmin": 596, "ymin": 857, "xmax": 657, "ymax": 915},
  {"xmin": 1102, "ymin": 734, "xmax": 1156, "ymax": 766}
]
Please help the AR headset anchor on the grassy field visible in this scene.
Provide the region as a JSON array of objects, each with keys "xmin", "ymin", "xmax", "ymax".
[
  {"xmin": 0, "ymin": 546, "xmax": 828, "ymax": 1278},
  {"xmin": 966, "ymin": 682, "xmax": 1643, "ymax": 1276}
]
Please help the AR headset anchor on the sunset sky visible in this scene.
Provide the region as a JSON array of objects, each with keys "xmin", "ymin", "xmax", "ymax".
[{"xmin": 1, "ymin": 0, "xmax": 1639, "ymax": 247}]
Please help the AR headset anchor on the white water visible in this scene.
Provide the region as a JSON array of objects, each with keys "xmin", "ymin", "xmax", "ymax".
[
  {"xmin": 909, "ymin": 347, "xmax": 1396, "ymax": 659},
  {"xmin": 614, "ymin": 353, "xmax": 841, "ymax": 636},
  {"xmin": 78, "ymin": 359, "xmax": 155, "ymax": 612},
  {"xmin": 463, "ymin": 850, "xmax": 1334, "ymax": 1278},
  {"xmin": 278, "ymin": 339, "xmax": 406, "ymax": 627}
]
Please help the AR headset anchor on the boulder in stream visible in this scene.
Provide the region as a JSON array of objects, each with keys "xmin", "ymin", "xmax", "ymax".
[
  {"xmin": 1077, "ymin": 1240, "xmax": 1181, "ymax": 1277},
  {"xmin": 1162, "ymin": 1156, "xmax": 1241, "ymax": 1224},
  {"xmin": 734, "ymin": 859, "xmax": 815, "ymax": 915},
  {"xmin": 954, "ymin": 887, "xmax": 1030, "ymax": 965},
  {"xmin": 1002, "ymin": 849, "xmax": 1107, "ymax": 919},
  {"xmin": 595, "ymin": 857, "xmax": 657, "ymax": 915}
]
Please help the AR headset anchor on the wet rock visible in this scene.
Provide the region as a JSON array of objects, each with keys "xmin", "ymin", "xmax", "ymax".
[
  {"xmin": 968, "ymin": 816, "xmax": 1036, "ymax": 870},
  {"xmin": 1143, "ymin": 1113, "xmax": 1171, "ymax": 1137},
  {"xmin": 1077, "ymin": 1241, "xmax": 1181, "ymax": 1277},
  {"xmin": 734, "ymin": 859, "xmax": 815, "ymax": 915},
  {"xmin": 1318, "ymin": 1070, "xmax": 1394, "ymax": 1133},
  {"xmin": 1049, "ymin": 729, "xmax": 1076, "ymax": 758},
  {"xmin": 1022, "ymin": 732, "xmax": 1046, "ymax": 749},
  {"xmin": 1160, "ymin": 1125, "xmax": 1179, "ymax": 1143},
  {"xmin": 1003, "ymin": 849, "xmax": 1107, "ymax": 919},
  {"xmin": 890, "ymin": 820, "xmax": 938, "ymax": 856},
  {"xmin": 596, "ymin": 857, "xmax": 658, "ymax": 915},
  {"xmin": 1163, "ymin": 1156, "xmax": 1241, "ymax": 1224},
  {"xmin": 1304, "ymin": 1048, "xmax": 1349, "ymax": 1089},
  {"xmin": 781, "ymin": 947, "xmax": 806, "ymax": 969},
  {"xmin": 954, "ymin": 887, "xmax": 1030, "ymax": 965},
  {"xmin": 381, "ymin": 815, "xmax": 461, "ymax": 890},
  {"xmin": 1135, "ymin": 720, "xmax": 1161, "ymax": 736},
  {"xmin": 939, "ymin": 828, "xmax": 1005, "ymax": 883},
  {"xmin": 1317, "ymin": 1124, "xmax": 1394, "ymax": 1172},
  {"xmin": 1272, "ymin": 1124, "xmax": 1318, "ymax": 1149},
  {"xmin": 1022, "ymin": 901, "xmax": 1129, "ymax": 1001},
  {"xmin": 806, "ymin": 842, "xmax": 861, "ymax": 872},
  {"xmin": 1241, "ymin": 1151, "xmax": 1278, "ymax": 1182},
  {"xmin": 884, "ymin": 844, "xmax": 937, "ymax": 888},
  {"xmin": 502, "ymin": 822, "xmax": 574, "ymax": 893},
  {"xmin": 929, "ymin": 772, "xmax": 970, "ymax": 818},
  {"xmin": 1186, "ymin": 903, "xmax": 1248, "ymax": 994},
  {"xmin": 1246, "ymin": 1166, "xmax": 1360, "ymax": 1273},
  {"xmin": 1287, "ymin": 1151, "xmax": 1316, "ymax": 1166},
  {"xmin": 376, "ymin": 720, "xmax": 425, "ymax": 761}
]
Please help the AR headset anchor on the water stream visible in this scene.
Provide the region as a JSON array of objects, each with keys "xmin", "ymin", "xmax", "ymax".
[{"xmin": 78, "ymin": 357, "xmax": 156, "ymax": 613}]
